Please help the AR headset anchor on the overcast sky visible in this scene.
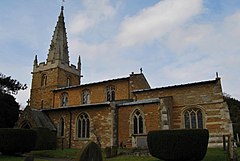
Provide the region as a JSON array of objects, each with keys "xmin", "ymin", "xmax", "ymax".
[{"xmin": 0, "ymin": 0, "xmax": 240, "ymax": 108}]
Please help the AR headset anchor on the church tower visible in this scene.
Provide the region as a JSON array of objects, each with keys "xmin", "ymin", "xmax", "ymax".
[{"xmin": 30, "ymin": 6, "xmax": 81, "ymax": 109}]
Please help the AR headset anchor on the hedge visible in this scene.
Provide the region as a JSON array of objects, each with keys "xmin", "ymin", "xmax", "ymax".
[
  {"xmin": 147, "ymin": 129, "xmax": 209, "ymax": 161},
  {"xmin": 0, "ymin": 128, "xmax": 37, "ymax": 154},
  {"xmin": 33, "ymin": 128, "xmax": 56, "ymax": 150}
]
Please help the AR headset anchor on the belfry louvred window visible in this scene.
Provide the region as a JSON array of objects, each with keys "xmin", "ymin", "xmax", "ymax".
[
  {"xmin": 41, "ymin": 74, "xmax": 47, "ymax": 86},
  {"xmin": 77, "ymin": 113, "xmax": 90, "ymax": 138},
  {"xmin": 184, "ymin": 108, "xmax": 203, "ymax": 129}
]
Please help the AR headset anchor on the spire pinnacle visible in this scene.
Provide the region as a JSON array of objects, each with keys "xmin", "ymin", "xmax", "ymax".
[
  {"xmin": 34, "ymin": 55, "xmax": 38, "ymax": 66},
  {"xmin": 78, "ymin": 55, "xmax": 81, "ymax": 70},
  {"xmin": 78, "ymin": 55, "xmax": 83, "ymax": 84}
]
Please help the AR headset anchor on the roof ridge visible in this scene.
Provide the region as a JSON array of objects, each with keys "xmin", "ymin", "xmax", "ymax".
[{"xmin": 133, "ymin": 78, "xmax": 220, "ymax": 92}]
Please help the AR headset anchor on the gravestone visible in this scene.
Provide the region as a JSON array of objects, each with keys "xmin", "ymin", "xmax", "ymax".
[
  {"xmin": 24, "ymin": 156, "xmax": 34, "ymax": 161},
  {"xmin": 76, "ymin": 141, "xmax": 103, "ymax": 161},
  {"xmin": 136, "ymin": 136, "xmax": 148, "ymax": 148}
]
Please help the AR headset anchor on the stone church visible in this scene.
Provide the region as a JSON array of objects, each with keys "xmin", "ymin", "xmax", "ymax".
[{"xmin": 17, "ymin": 6, "xmax": 233, "ymax": 148}]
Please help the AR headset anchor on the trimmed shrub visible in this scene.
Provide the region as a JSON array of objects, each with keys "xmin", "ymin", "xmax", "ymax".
[
  {"xmin": 76, "ymin": 141, "xmax": 103, "ymax": 161},
  {"xmin": 0, "ymin": 128, "xmax": 37, "ymax": 154},
  {"xmin": 33, "ymin": 128, "xmax": 56, "ymax": 150},
  {"xmin": 147, "ymin": 129, "xmax": 209, "ymax": 161}
]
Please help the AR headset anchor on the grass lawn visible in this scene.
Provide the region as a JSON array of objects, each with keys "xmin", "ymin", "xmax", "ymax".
[
  {"xmin": 0, "ymin": 154, "xmax": 47, "ymax": 161},
  {"xmin": 104, "ymin": 148, "xmax": 228, "ymax": 161},
  {"xmin": 0, "ymin": 148, "xmax": 230, "ymax": 161}
]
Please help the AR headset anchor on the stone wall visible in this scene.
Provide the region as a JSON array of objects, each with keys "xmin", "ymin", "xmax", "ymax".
[
  {"xmin": 45, "ymin": 105, "xmax": 113, "ymax": 148},
  {"xmin": 118, "ymin": 103, "xmax": 161, "ymax": 148},
  {"xmin": 53, "ymin": 79, "xmax": 130, "ymax": 107},
  {"xmin": 133, "ymin": 78, "xmax": 233, "ymax": 147},
  {"xmin": 53, "ymin": 73, "xmax": 150, "ymax": 108},
  {"xmin": 30, "ymin": 66, "xmax": 80, "ymax": 109}
]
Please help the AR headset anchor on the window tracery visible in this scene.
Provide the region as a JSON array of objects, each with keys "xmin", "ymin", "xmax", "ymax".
[
  {"xmin": 184, "ymin": 108, "xmax": 203, "ymax": 129},
  {"xmin": 76, "ymin": 113, "xmax": 90, "ymax": 138},
  {"xmin": 132, "ymin": 110, "xmax": 144, "ymax": 134},
  {"xmin": 106, "ymin": 86, "xmax": 115, "ymax": 101}
]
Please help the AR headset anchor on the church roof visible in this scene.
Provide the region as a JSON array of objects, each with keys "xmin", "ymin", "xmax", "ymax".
[
  {"xmin": 117, "ymin": 98, "xmax": 160, "ymax": 107},
  {"xmin": 42, "ymin": 102, "xmax": 111, "ymax": 111},
  {"xmin": 46, "ymin": 6, "xmax": 70, "ymax": 65},
  {"xmin": 53, "ymin": 73, "xmax": 144, "ymax": 92},
  {"xmin": 133, "ymin": 78, "xmax": 220, "ymax": 93},
  {"xmin": 31, "ymin": 109, "xmax": 56, "ymax": 131}
]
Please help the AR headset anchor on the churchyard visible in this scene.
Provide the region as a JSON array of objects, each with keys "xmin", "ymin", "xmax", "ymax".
[{"xmin": 0, "ymin": 129, "xmax": 236, "ymax": 161}]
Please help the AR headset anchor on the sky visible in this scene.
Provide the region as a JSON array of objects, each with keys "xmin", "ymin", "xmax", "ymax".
[{"xmin": 0, "ymin": 0, "xmax": 240, "ymax": 108}]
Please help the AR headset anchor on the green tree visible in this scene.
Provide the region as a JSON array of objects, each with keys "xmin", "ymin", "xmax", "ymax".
[
  {"xmin": 224, "ymin": 93, "xmax": 240, "ymax": 141},
  {"xmin": 0, "ymin": 93, "xmax": 19, "ymax": 128},
  {"xmin": 0, "ymin": 73, "xmax": 27, "ymax": 95},
  {"xmin": 0, "ymin": 73, "xmax": 27, "ymax": 128}
]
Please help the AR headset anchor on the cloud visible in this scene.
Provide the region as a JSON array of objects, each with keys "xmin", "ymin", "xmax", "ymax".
[
  {"xmin": 165, "ymin": 24, "xmax": 214, "ymax": 54},
  {"xmin": 69, "ymin": 0, "xmax": 117, "ymax": 34},
  {"xmin": 69, "ymin": 15, "xmax": 95, "ymax": 34},
  {"xmin": 56, "ymin": 1, "xmax": 240, "ymax": 101},
  {"xmin": 151, "ymin": 10, "xmax": 240, "ymax": 100},
  {"xmin": 164, "ymin": 10, "xmax": 240, "ymax": 59},
  {"xmin": 115, "ymin": 0, "xmax": 203, "ymax": 47}
]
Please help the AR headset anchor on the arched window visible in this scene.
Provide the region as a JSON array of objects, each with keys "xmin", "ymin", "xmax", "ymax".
[
  {"xmin": 61, "ymin": 93, "xmax": 68, "ymax": 107},
  {"xmin": 58, "ymin": 118, "xmax": 64, "ymax": 137},
  {"xmin": 82, "ymin": 89, "xmax": 90, "ymax": 104},
  {"xmin": 41, "ymin": 74, "xmax": 47, "ymax": 86},
  {"xmin": 106, "ymin": 86, "xmax": 115, "ymax": 101},
  {"xmin": 76, "ymin": 113, "xmax": 90, "ymax": 139},
  {"xmin": 132, "ymin": 110, "xmax": 144, "ymax": 134},
  {"xmin": 184, "ymin": 108, "xmax": 203, "ymax": 129},
  {"xmin": 21, "ymin": 122, "xmax": 31, "ymax": 129}
]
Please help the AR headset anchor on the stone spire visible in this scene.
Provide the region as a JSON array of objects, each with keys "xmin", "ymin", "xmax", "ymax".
[{"xmin": 46, "ymin": 6, "xmax": 69, "ymax": 65}]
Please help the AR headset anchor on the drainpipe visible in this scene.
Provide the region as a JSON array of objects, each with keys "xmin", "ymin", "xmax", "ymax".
[{"xmin": 68, "ymin": 109, "xmax": 72, "ymax": 148}]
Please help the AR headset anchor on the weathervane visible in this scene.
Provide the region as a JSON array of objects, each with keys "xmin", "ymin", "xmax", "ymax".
[{"xmin": 61, "ymin": 0, "xmax": 65, "ymax": 10}]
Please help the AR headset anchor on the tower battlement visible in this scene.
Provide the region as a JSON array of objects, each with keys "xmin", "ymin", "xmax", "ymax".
[{"xmin": 33, "ymin": 60, "xmax": 80, "ymax": 76}]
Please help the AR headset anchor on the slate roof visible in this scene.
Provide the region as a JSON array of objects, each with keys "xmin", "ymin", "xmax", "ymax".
[
  {"xmin": 31, "ymin": 109, "xmax": 56, "ymax": 131},
  {"xmin": 133, "ymin": 78, "xmax": 220, "ymax": 93},
  {"xmin": 42, "ymin": 102, "xmax": 111, "ymax": 111},
  {"xmin": 53, "ymin": 76, "xmax": 130, "ymax": 92},
  {"xmin": 117, "ymin": 98, "xmax": 160, "ymax": 107}
]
